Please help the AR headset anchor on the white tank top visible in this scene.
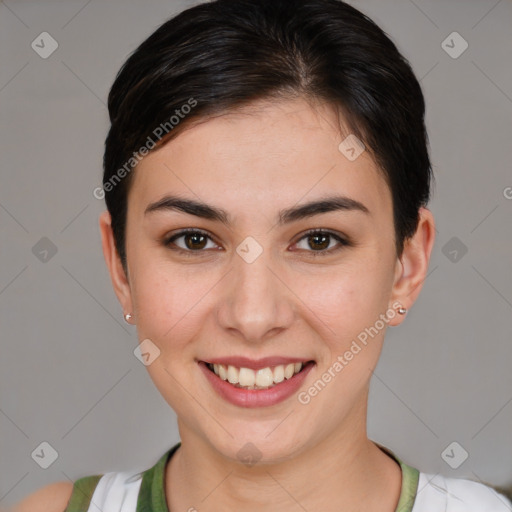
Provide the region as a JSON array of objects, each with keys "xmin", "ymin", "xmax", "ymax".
[{"xmin": 65, "ymin": 443, "xmax": 512, "ymax": 512}]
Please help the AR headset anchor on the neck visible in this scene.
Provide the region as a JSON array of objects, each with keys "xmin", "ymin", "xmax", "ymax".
[{"xmin": 166, "ymin": 418, "xmax": 402, "ymax": 512}]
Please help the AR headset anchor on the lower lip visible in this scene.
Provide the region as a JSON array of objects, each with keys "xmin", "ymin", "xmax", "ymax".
[{"xmin": 198, "ymin": 361, "xmax": 315, "ymax": 408}]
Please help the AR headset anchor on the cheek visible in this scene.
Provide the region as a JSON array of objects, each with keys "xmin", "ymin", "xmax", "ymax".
[
  {"xmin": 129, "ymin": 255, "xmax": 221, "ymax": 356},
  {"xmin": 129, "ymin": 264, "xmax": 197, "ymax": 406},
  {"xmin": 300, "ymin": 255, "xmax": 394, "ymax": 355},
  {"xmin": 130, "ymin": 260, "xmax": 186, "ymax": 343},
  {"xmin": 306, "ymin": 260, "xmax": 391, "ymax": 317}
]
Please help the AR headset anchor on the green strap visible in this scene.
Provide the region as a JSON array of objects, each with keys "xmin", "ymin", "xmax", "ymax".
[
  {"xmin": 394, "ymin": 459, "xmax": 420, "ymax": 512},
  {"xmin": 137, "ymin": 442, "xmax": 419, "ymax": 512},
  {"xmin": 375, "ymin": 442, "xmax": 420, "ymax": 512},
  {"xmin": 64, "ymin": 474, "xmax": 103, "ymax": 512},
  {"xmin": 137, "ymin": 443, "xmax": 181, "ymax": 512}
]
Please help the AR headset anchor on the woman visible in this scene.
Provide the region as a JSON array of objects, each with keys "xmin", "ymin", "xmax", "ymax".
[{"xmin": 14, "ymin": 0, "xmax": 512, "ymax": 510}]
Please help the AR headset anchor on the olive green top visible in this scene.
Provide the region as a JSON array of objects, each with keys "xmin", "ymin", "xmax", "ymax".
[{"xmin": 65, "ymin": 442, "xmax": 419, "ymax": 512}]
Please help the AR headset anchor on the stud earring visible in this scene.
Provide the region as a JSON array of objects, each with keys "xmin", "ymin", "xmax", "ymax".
[
  {"xmin": 124, "ymin": 313, "xmax": 133, "ymax": 323},
  {"xmin": 397, "ymin": 307, "xmax": 407, "ymax": 315}
]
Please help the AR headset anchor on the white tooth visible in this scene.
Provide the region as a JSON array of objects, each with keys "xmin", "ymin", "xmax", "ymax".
[
  {"xmin": 284, "ymin": 363, "xmax": 295, "ymax": 379},
  {"xmin": 273, "ymin": 365, "xmax": 285, "ymax": 383},
  {"xmin": 239, "ymin": 367, "xmax": 256, "ymax": 387},
  {"xmin": 256, "ymin": 367, "xmax": 274, "ymax": 387},
  {"xmin": 219, "ymin": 363, "xmax": 302, "ymax": 387},
  {"xmin": 227, "ymin": 365, "xmax": 239, "ymax": 384}
]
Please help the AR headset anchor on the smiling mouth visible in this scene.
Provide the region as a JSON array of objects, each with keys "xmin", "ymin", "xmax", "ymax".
[{"xmin": 204, "ymin": 360, "xmax": 315, "ymax": 390}]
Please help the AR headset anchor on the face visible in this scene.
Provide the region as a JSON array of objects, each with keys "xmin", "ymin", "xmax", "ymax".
[{"xmin": 101, "ymin": 97, "xmax": 434, "ymax": 464}]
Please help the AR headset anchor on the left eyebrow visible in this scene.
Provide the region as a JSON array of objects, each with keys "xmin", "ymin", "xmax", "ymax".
[
  {"xmin": 277, "ymin": 195, "xmax": 370, "ymax": 225},
  {"xmin": 144, "ymin": 194, "xmax": 370, "ymax": 226}
]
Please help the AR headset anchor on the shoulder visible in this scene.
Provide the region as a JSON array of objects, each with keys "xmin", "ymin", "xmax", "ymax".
[
  {"xmin": 11, "ymin": 470, "xmax": 142, "ymax": 512},
  {"xmin": 413, "ymin": 472, "xmax": 512, "ymax": 511},
  {"xmin": 12, "ymin": 481, "xmax": 74, "ymax": 512},
  {"xmin": 12, "ymin": 444, "xmax": 179, "ymax": 512}
]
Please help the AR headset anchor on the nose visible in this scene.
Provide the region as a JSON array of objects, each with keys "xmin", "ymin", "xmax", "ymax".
[{"xmin": 216, "ymin": 240, "xmax": 295, "ymax": 343}]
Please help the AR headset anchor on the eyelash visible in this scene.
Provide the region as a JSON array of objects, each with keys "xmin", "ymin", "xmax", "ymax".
[{"xmin": 163, "ymin": 228, "xmax": 350, "ymax": 258}]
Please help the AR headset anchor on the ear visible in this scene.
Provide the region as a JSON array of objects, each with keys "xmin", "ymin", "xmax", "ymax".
[
  {"xmin": 99, "ymin": 210, "xmax": 134, "ymax": 321},
  {"xmin": 388, "ymin": 207, "xmax": 436, "ymax": 326}
]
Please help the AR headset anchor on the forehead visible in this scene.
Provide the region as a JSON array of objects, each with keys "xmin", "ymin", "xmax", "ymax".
[{"xmin": 129, "ymin": 97, "xmax": 392, "ymax": 223}]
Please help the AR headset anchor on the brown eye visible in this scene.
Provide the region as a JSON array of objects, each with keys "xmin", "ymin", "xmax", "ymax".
[
  {"xmin": 293, "ymin": 230, "xmax": 349, "ymax": 256},
  {"xmin": 307, "ymin": 233, "xmax": 330, "ymax": 251},
  {"xmin": 163, "ymin": 228, "xmax": 349, "ymax": 258},
  {"xmin": 183, "ymin": 232, "xmax": 208, "ymax": 250},
  {"xmin": 164, "ymin": 229, "xmax": 219, "ymax": 254}
]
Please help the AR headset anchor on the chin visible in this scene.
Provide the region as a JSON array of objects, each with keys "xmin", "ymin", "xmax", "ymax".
[{"xmin": 205, "ymin": 429, "xmax": 307, "ymax": 466}]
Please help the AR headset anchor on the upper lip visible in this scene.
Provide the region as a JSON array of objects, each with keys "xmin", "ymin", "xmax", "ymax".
[{"xmin": 199, "ymin": 356, "xmax": 313, "ymax": 371}]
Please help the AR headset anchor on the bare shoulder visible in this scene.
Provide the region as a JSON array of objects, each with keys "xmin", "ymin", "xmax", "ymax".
[{"xmin": 11, "ymin": 481, "xmax": 74, "ymax": 512}]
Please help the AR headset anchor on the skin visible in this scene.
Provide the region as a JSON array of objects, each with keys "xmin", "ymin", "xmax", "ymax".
[
  {"xmin": 99, "ymin": 96, "xmax": 435, "ymax": 512},
  {"xmin": 11, "ymin": 482, "xmax": 73, "ymax": 512}
]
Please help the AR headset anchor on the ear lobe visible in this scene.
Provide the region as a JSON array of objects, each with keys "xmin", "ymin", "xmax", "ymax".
[
  {"xmin": 388, "ymin": 207, "xmax": 436, "ymax": 326},
  {"xmin": 98, "ymin": 210, "xmax": 133, "ymax": 315}
]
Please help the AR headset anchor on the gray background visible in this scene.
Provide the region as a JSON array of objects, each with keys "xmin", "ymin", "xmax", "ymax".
[{"xmin": 1, "ymin": 0, "xmax": 511, "ymax": 508}]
